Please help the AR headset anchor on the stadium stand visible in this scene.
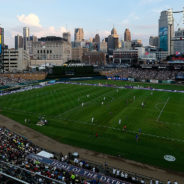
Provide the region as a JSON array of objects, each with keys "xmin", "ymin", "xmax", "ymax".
[
  {"xmin": 101, "ymin": 68, "xmax": 179, "ymax": 81},
  {"xmin": 0, "ymin": 127, "xmax": 169, "ymax": 184}
]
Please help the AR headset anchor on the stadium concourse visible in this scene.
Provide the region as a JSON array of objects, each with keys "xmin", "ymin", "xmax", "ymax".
[{"xmin": 0, "ymin": 115, "xmax": 183, "ymax": 183}]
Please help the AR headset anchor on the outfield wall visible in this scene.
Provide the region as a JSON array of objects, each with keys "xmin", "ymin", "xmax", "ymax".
[{"xmin": 106, "ymin": 76, "xmax": 176, "ymax": 84}]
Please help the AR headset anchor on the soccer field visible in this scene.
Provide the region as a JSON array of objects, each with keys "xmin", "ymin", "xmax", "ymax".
[{"xmin": 0, "ymin": 81, "xmax": 184, "ymax": 172}]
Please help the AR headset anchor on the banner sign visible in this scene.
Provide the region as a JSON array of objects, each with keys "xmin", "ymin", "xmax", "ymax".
[
  {"xmin": 48, "ymin": 80, "xmax": 56, "ymax": 84},
  {"xmin": 27, "ymin": 153, "xmax": 130, "ymax": 184},
  {"xmin": 107, "ymin": 77, "xmax": 128, "ymax": 81}
]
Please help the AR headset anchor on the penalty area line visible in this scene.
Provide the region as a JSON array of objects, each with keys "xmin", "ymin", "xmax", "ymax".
[{"xmin": 156, "ymin": 97, "xmax": 170, "ymax": 122}]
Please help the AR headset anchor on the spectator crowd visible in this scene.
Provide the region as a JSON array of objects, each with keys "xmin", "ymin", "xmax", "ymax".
[
  {"xmin": 0, "ymin": 76, "xmax": 35, "ymax": 87},
  {"xmin": 101, "ymin": 68, "xmax": 179, "ymax": 81},
  {"xmin": 0, "ymin": 127, "xmax": 179, "ymax": 184}
]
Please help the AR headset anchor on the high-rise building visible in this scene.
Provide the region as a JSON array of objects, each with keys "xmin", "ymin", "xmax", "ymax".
[
  {"xmin": 27, "ymin": 36, "xmax": 38, "ymax": 59},
  {"xmin": 23, "ymin": 27, "xmax": 30, "ymax": 50},
  {"xmin": 15, "ymin": 35, "xmax": 23, "ymax": 49},
  {"xmin": 149, "ymin": 36, "xmax": 158, "ymax": 47},
  {"xmin": 29, "ymin": 35, "xmax": 37, "ymax": 42},
  {"xmin": 131, "ymin": 40, "xmax": 143, "ymax": 48},
  {"xmin": 74, "ymin": 28, "xmax": 84, "ymax": 42},
  {"xmin": 159, "ymin": 10, "xmax": 174, "ymax": 55},
  {"xmin": 174, "ymin": 28, "xmax": 184, "ymax": 54},
  {"xmin": 32, "ymin": 36, "xmax": 71, "ymax": 66},
  {"xmin": 63, "ymin": 32, "xmax": 71, "ymax": 43},
  {"xmin": 107, "ymin": 27, "xmax": 119, "ymax": 52},
  {"xmin": 100, "ymin": 39, "xmax": 107, "ymax": 53},
  {"xmin": 93, "ymin": 34, "xmax": 100, "ymax": 43},
  {"xmin": 3, "ymin": 48, "xmax": 30, "ymax": 72},
  {"xmin": 124, "ymin": 28, "xmax": 131, "ymax": 42},
  {"xmin": 23, "ymin": 27, "xmax": 29, "ymax": 38},
  {"xmin": 0, "ymin": 27, "xmax": 4, "ymax": 72}
]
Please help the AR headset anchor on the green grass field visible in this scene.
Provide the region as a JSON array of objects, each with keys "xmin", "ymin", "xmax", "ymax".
[
  {"xmin": 0, "ymin": 80, "xmax": 184, "ymax": 172},
  {"xmin": 72, "ymin": 79, "xmax": 184, "ymax": 91}
]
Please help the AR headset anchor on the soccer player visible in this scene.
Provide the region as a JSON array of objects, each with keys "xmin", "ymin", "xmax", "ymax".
[
  {"xmin": 91, "ymin": 117, "xmax": 94, "ymax": 123},
  {"xmin": 141, "ymin": 102, "xmax": 144, "ymax": 108},
  {"xmin": 119, "ymin": 119, "xmax": 121, "ymax": 125},
  {"xmin": 139, "ymin": 128, "xmax": 141, "ymax": 135},
  {"xmin": 81, "ymin": 102, "xmax": 84, "ymax": 107},
  {"xmin": 96, "ymin": 132, "xmax": 98, "ymax": 138},
  {"xmin": 136, "ymin": 134, "xmax": 139, "ymax": 142},
  {"xmin": 123, "ymin": 125, "xmax": 127, "ymax": 132}
]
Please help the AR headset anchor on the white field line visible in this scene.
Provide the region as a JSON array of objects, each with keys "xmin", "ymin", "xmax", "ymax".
[
  {"xmin": 2, "ymin": 107, "xmax": 184, "ymax": 143},
  {"xmin": 156, "ymin": 97, "xmax": 170, "ymax": 121},
  {"xmin": 54, "ymin": 116, "xmax": 184, "ymax": 143},
  {"xmin": 55, "ymin": 90, "xmax": 114, "ymax": 118}
]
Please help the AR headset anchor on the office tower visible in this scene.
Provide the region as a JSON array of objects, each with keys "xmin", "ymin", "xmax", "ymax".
[
  {"xmin": 23, "ymin": 27, "xmax": 30, "ymax": 50},
  {"xmin": 174, "ymin": 28, "xmax": 184, "ymax": 53},
  {"xmin": 63, "ymin": 32, "xmax": 71, "ymax": 43},
  {"xmin": 32, "ymin": 36, "xmax": 71, "ymax": 64},
  {"xmin": 0, "ymin": 27, "xmax": 4, "ymax": 72},
  {"xmin": 124, "ymin": 28, "xmax": 131, "ymax": 42},
  {"xmin": 74, "ymin": 28, "xmax": 84, "ymax": 42},
  {"xmin": 159, "ymin": 10, "xmax": 174, "ymax": 55},
  {"xmin": 0, "ymin": 27, "xmax": 4, "ymax": 54},
  {"xmin": 27, "ymin": 36, "xmax": 38, "ymax": 59},
  {"xmin": 93, "ymin": 34, "xmax": 100, "ymax": 43},
  {"xmin": 107, "ymin": 27, "xmax": 119, "ymax": 52},
  {"xmin": 149, "ymin": 36, "xmax": 158, "ymax": 47},
  {"xmin": 15, "ymin": 35, "xmax": 23, "ymax": 49}
]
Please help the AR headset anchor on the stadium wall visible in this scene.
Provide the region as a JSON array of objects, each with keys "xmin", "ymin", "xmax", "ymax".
[{"xmin": 47, "ymin": 66, "xmax": 100, "ymax": 79}]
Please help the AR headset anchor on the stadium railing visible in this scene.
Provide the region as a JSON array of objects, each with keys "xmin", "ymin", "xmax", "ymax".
[{"xmin": 0, "ymin": 160, "xmax": 65, "ymax": 184}]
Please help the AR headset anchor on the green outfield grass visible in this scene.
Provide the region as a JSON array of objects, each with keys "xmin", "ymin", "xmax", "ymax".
[{"xmin": 0, "ymin": 81, "xmax": 184, "ymax": 172}]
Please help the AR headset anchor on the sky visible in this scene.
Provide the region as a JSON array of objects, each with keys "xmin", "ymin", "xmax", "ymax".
[{"xmin": 0, "ymin": 0, "xmax": 184, "ymax": 48}]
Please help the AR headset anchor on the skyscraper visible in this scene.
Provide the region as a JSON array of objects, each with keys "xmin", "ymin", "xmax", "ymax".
[
  {"xmin": 0, "ymin": 27, "xmax": 4, "ymax": 72},
  {"xmin": 74, "ymin": 28, "xmax": 84, "ymax": 42},
  {"xmin": 23, "ymin": 27, "xmax": 30, "ymax": 50},
  {"xmin": 107, "ymin": 27, "xmax": 119, "ymax": 52},
  {"xmin": 124, "ymin": 28, "xmax": 131, "ymax": 42},
  {"xmin": 159, "ymin": 10, "xmax": 174, "ymax": 55},
  {"xmin": 93, "ymin": 34, "xmax": 100, "ymax": 43},
  {"xmin": 63, "ymin": 32, "xmax": 71, "ymax": 43},
  {"xmin": 0, "ymin": 27, "xmax": 4, "ymax": 55},
  {"xmin": 27, "ymin": 35, "xmax": 37, "ymax": 59},
  {"xmin": 149, "ymin": 36, "xmax": 158, "ymax": 47},
  {"xmin": 15, "ymin": 35, "xmax": 23, "ymax": 49}
]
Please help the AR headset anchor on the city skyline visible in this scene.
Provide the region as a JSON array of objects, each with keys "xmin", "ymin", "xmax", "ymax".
[{"xmin": 0, "ymin": 0, "xmax": 184, "ymax": 48}]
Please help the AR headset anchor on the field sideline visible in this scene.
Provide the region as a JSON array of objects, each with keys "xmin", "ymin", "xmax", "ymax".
[{"xmin": 0, "ymin": 80, "xmax": 184, "ymax": 172}]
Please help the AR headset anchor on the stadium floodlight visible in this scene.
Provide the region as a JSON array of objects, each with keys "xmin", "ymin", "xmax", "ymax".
[{"xmin": 168, "ymin": 8, "xmax": 173, "ymax": 25}]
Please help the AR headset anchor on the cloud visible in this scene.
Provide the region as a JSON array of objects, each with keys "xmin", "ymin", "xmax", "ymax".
[
  {"xmin": 4, "ymin": 25, "xmax": 70, "ymax": 48},
  {"xmin": 34, "ymin": 26, "xmax": 68, "ymax": 38},
  {"xmin": 120, "ymin": 13, "xmax": 140, "ymax": 27},
  {"xmin": 17, "ymin": 13, "xmax": 42, "ymax": 28},
  {"xmin": 99, "ymin": 30, "xmax": 111, "ymax": 38}
]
